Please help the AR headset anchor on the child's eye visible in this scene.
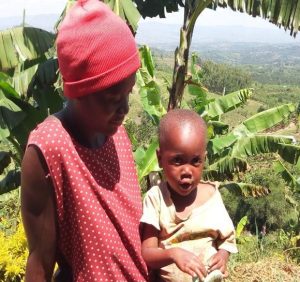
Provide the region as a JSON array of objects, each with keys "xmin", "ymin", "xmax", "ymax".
[
  {"xmin": 172, "ymin": 157, "xmax": 182, "ymax": 165},
  {"xmin": 192, "ymin": 157, "xmax": 201, "ymax": 165}
]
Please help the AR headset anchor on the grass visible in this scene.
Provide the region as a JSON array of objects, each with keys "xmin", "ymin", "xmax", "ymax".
[
  {"xmin": 227, "ymin": 257, "xmax": 300, "ymax": 282},
  {"xmin": 226, "ymin": 232, "xmax": 300, "ymax": 281}
]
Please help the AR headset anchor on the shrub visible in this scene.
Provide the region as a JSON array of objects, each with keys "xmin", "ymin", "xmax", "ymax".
[{"xmin": 0, "ymin": 221, "xmax": 28, "ymax": 282}]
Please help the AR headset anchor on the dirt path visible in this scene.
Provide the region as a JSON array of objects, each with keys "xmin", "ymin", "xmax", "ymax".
[{"xmin": 227, "ymin": 257, "xmax": 300, "ymax": 282}]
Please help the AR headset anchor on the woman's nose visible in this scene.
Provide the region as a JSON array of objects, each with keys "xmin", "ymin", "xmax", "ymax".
[{"xmin": 118, "ymin": 96, "xmax": 129, "ymax": 115}]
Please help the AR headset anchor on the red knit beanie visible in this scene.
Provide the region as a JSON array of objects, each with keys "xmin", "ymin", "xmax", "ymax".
[{"xmin": 56, "ymin": 0, "xmax": 140, "ymax": 98}]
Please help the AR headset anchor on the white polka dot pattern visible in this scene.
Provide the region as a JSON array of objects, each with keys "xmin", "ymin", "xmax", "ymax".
[{"xmin": 27, "ymin": 117, "xmax": 148, "ymax": 281}]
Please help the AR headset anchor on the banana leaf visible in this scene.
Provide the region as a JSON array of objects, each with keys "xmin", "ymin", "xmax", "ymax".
[
  {"xmin": 138, "ymin": 81, "xmax": 166, "ymax": 125},
  {"xmin": 139, "ymin": 46, "xmax": 155, "ymax": 79},
  {"xmin": 231, "ymin": 135, "xmax": 300, "ymax": 164},
  {"xmin": 105, "ymin": 0, "xmax": 141, "ymax": 32},
  {"xmin": 207, "ymin": 133, "xmax": 237, "ymax": 157},
  {"xmin": 0, "ymin": 152, "xmax": 11, "ymax": 175},
  {"xmin": 219, "ymin": 182, "xmax": 270, "ymax": 198},
  {"xmin": 54, "ymin": 0, "xmax": 76, "ymax": 31},
  {"xmin": 207, "ymin": 120, "xmax": 229, "ymax": 136},
  {"xmin": 0, "ymin": 27, "xmax": 54, "ymax": 72},
  {"xmin": 56, "ymin": 0, "xmax": 140, "ymax": 32},
  {"xmin": 12, "ymin": 58, "xmax": 59, "ymax": 99},
  {"xmin": 134, "ymin": 0, "xmax": 184, "ymax": 18},
  {"xmin": 135, "ymin": 0, "xmax": 299, "ymax": 36},
  {"xmin": 137, "ymin": 46, "xmax": 166, "ymax": 124},
  {"xmin": 204, "ymin": 156, "xmax": 248, "ymax": 180},
  {"xmin": 209, "ymin": 103, "xmax": 297, "ymax": 156},
  {"xmin": 134, "ymin": 139, "xmax": 160, "ymax": 182},
  {"xmin": 0, "ymin": 78, "xmax": 43, "ymax": 147},
  {"xmin": 204, "ymin": 88, "xmax": 252, "ymax": 119},
  {"xmin": 0, "ymin": 90, "xmax": 27, "ymax": 141},
  {"xmin": 273, "ymin": 159, "xmax": 300, "ymax": 191},
  {"xmin": 0, "ymin": 169, "xmax": 21, "ymax": 195},
  {"xmin": 209, "ymin": 0, "xmax": 300, "ymax": 37},
  {"xmin": 236, "ymin": 216, "xmax": 248, "ymax": 238},
  {"xmin": 233, "ymin": 103, "xmax": 296, "ymax": 136}
]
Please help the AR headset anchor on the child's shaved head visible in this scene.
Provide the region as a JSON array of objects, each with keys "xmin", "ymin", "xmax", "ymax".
[{"xmin": 158, "ymin": 109, "xmax": 207, "ymax": 149}]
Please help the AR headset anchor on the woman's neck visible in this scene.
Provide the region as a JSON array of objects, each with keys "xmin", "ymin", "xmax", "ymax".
[{"xmin": 55, "ymin": 102, "xmax": 106, "ymax": 149}]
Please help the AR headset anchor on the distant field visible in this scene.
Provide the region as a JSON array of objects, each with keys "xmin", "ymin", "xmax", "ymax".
[{"xmin": 129, "ymin": 45, "xmax": 299, "ymax": 138}]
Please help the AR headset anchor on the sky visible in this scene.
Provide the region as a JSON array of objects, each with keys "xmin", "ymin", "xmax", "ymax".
[
  {"xmin": 0, "ymin": 0, "xmax": 298, "ymax": 43},
  {"xmin": 0, "ymin": 0, "xmax": 278, "ymax": 29},
  {"xmin": 0, "ymin": 0, "xmax": 67, "ymax": 18}
]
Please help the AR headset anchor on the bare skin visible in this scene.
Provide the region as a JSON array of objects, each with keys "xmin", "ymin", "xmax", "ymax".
[
  {"xmin": 21, "ymin": 74, "xmax": 135, "ymax": 281},
  {"xmin": 141, "ymin": 118, "xmax": 230, "ymax": 280},
  {"xmin": 21, "ymin": 146, "xmax": 57, "ymax": 282}
]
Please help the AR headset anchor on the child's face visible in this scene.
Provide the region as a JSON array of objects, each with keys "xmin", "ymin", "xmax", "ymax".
[
  {"xmin": 157, "ymin": 124, "xmax": 206, "ymax": 197},
  {"xmin": 76, "ymin": 73, "xmax": 135, "ymax": 136}
]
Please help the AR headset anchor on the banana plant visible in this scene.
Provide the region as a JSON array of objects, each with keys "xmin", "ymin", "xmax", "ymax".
[
  {"xmin": 273, "ymin": 159, "xmax": 300, "ymax": 193},
  {"xmin": 236, "ymin": 215, "xmax": 248, "ymax": 238},
  {"xmin": 0, "ymin": 24, "xmax": 63, "ymax": 195},
  {"xmin": 55, "ymin": 0, "xmax": 141, "ymax": 33},
  {"xmin": 135, "ymin": 45, "xmax": 299, "ymax": 197},
  {"xmin": 135, "ymin": 0, "xmax": 300, "ymax": 109},
  {"xmin": 135, "ymin": 0, "xmax": 300, "ymax": 39}
]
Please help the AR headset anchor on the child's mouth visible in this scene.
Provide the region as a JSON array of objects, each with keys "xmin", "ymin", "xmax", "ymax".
[{"xmin": 179, "ymin": 180, "xmax": 193, "ymax": 190}]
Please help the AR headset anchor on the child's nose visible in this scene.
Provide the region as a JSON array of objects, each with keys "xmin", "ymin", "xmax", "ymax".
[{"xmin": 181, "ymin": 165, "xmax": 192, "ymax": 177}]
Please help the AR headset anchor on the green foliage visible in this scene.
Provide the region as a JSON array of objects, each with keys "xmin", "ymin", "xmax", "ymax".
[
  {"xmin": 222, "ymin": 167, "xmax": 298, "ymax": 233},
  {"xmin": 203, "ymin": 88, "xmax": 253, "ymax": 120},
  {"xmin": 134, "ymin": 0, "xmax": 184, "ymax": 18},
  {"xmin": 136, "ymin": 44, "xmax": 299, "ymax": 198},
  {"xmin": 104, "ymin": 0, "xmax": 140, "ymax": 31},
  {"xmin": 125, "ymin": 113, "xmax": 157, "ymax": 151},
  {"xmin": 0, "ymin": 27, "xmax": 54, "ymax": 72},
  {"xmin": 134, "ymin": 139, "xmax": 160, "ymax": 183},
  {"xmin": 0, "ymin": 221, "xmax": 27, "ymax": 282},
  {"xmin": 253, "ymin": 84, "xmax": 300, "ymax": 108},
  {"xmin": 200, "ymin": 60, "xmax": 252, "ymax": 95},
  {"xmin": 137, "ymin": 46, "xmax": 166, "ymax": 125},
  {"xmin": 0, "ymin": 23, "xmax": 63, "ymax": 196},
  {"xmin": 0, "ymin": 191, "xmax": 20, "ymax": 235},
  {"xmin": 236, "ymin": 216, "xmax": 248, "ymax": 239}
]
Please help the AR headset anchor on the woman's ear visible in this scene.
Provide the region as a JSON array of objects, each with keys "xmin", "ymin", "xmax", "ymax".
[{"xmin": 156, "ymin": 149, "xmax": 162, "ymax": 168}]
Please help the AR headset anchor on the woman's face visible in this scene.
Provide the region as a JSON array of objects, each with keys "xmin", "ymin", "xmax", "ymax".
[{"xmin": 76, "ymin": 73, "xmax": 136, "ymax": 136}]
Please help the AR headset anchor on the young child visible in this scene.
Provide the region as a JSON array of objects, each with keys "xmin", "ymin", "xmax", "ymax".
[
  {"xmin": 21, "ymin": 0, "xmax": 148, "ymax": 281},
  {"xmin": 140, "ymin": 109, "xmax": 237, "ymax": 282}
]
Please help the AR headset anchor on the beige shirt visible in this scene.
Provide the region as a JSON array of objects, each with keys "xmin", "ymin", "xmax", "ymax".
[{"xmin": 140, "ymin": 182, "xmax": 238, "ymax": 282}]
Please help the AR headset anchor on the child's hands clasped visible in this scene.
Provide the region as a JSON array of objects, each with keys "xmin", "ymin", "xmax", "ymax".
[
  {"xmin": 207, "ymin": 249, "xmax": 229, "ymax": 276},
  {"xmin": 172, "ymin": 247, "xmax": 207, "ymax": 281}
]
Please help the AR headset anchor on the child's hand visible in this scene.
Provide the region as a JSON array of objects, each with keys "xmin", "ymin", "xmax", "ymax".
[
  {"xmin": 207, "ymin": 249, "xmax": 229, "ymax": 276},
  {"xmin": 172, "ymin": 247, "xmax": 207, "ymax": 280}
]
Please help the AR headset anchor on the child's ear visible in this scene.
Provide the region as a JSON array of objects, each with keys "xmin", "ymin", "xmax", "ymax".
[{"xmin": 156, "ymin": 149, "xmax": 162, "ymax": 168}]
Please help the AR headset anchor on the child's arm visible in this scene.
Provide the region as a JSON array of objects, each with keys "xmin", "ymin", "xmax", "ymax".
[
  {"xmin": 141, "ymin": 223, "xmax": 207, "ymax": 280},
  {"xmin": 207, "ymin": 249, "xmax": 230, "ymax": 276}
]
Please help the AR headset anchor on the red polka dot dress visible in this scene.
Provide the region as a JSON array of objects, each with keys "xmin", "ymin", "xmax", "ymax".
[{"xmin": 27, "ymin": 116, "xmax": 148, "ymax": 281}]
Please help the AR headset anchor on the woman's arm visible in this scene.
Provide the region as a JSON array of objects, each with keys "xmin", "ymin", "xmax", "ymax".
[{"xmin": 21, "ymin": 146, "xmax": 57, "ymax": 282}]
